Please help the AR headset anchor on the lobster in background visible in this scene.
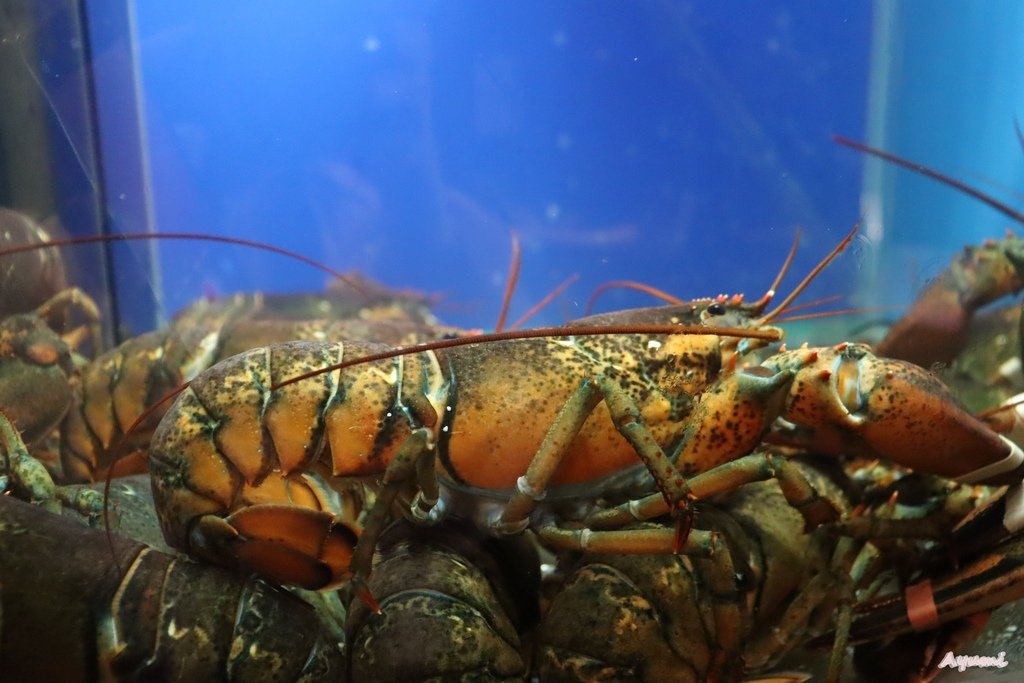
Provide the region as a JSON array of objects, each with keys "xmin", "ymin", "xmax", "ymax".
[
  {"xmin": 834, "ymin": 135, "xmax": 1024, "ymax": 372},
  {"xmin": 0, "ymin": 227, "xmax": 465, "ymax": 511},
  {"xmin": 346, "ymin": 519, "xmax": 540, "ymax": 682},
  {"xmin": 0, "ymin": 207, "xmax": 70, "ymax": 318},
  {"xmin": 0, "ymin": 489, "xmax": 348, "ymax": 682}
]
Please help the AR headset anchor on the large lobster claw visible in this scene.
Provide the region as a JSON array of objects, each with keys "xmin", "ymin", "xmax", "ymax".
[
  {"xmin": 756, "ymin": 343, "xmax": 1022, "ymax": 487},
  {"xmin": 878, "ymin": 234, "xmax": 1024, "ymax": 367}
]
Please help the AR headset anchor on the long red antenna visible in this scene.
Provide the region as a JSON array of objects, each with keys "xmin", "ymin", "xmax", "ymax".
[
  {"xmin": 584, "ymin": 281, "xmax": 686, "ymax": 316},
  {"xmin": 833, "ymin": 135, "xmax": 1024, "ymax": 226},
  {"xmin": 494, "ymin": 232, "xmax": 522, "ymax": 333},
  {"xmin": 0, "ymin": 232, "xmax": 370, "ymax": 298},
  {"xmin": 750, "ymin": 229, "xmax": 801, "ymax": 315},
  {"xmin": 271, "ymin": 322, "xmax": 783, "ymax": 392}
]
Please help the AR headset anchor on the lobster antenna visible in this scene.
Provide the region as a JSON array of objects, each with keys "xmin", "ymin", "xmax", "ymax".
[
  {"xmin": 584, "ymin": 280, "xmax": 687, "ymax": 316},
  {"xmin": 583, "ymin": 229, "xmax": 802, "ymax": 317},
  {"xmin": 494, "ymin": 232, "xmax": 522, "ymax": 333},
  {"xmin": 760, "ymin": 222, "xmax": 859, "ymax": 325},
  {"xmin": 0, "ymin": 232, "xmax": 371, "ymax": 300},
  {"xmin": 833, "ymin": 134, "xmax": 1024, "ymax": 226},
  {"xmin": 509, "ymin": 274, "xmax": 580, "ymax": 331},
  {"xmin": 272, "ymin": 322, "xmax": 784, "ymax": 392},
  {"xmin": 771, "ymin": 305, "xmax": 904, "ymax": 324}
]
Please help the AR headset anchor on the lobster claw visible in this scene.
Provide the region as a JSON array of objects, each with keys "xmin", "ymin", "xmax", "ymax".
[
  {"xmin": 763, "ymin": 343, "xmax": 1023, "ymax": 487},
  {"xmin": 877, "ymin": 234, "xmax": 1024, "ymax": 367},
  {"xmin": 833, "ymin": 532, "xmax": 1024, "ymax": 647}
]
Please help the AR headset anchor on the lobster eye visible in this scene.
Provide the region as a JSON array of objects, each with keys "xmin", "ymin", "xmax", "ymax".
[{"xmin": 706, "ymin": 302, "xmax": 726, "ymax": 316}]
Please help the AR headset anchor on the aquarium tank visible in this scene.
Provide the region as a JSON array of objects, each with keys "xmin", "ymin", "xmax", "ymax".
[{"xmin": 1, "ymin": 1, "xmax": 1024, "ymax": 681}]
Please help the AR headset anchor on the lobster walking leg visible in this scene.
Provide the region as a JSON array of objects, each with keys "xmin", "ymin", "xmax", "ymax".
[
  {"xmin": 33, "ymin": 287, "xmax": 104, "ymax": 354},
  {"xmin": 0, "ymin": 409, "xmax": 58, "ymax": 511},
  {"xmin": 0, "ymin": 409, "xmax": 106, "ymax": 516},
  {"xmin": 492, "ymin": 374, "xmax": 781, "ymax": 537},
  {"xmin": 537, "ymin": 458, "xmax": 857, "ymax": 682},
  {"xmin": 585, "ymin": 452, "xmax": 842, "ymax": 532}
]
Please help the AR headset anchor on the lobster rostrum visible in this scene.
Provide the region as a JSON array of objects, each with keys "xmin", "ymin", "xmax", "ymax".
[{"xmin": 142, "ymin": 223, "xmax": 1022, "ymax": 610}]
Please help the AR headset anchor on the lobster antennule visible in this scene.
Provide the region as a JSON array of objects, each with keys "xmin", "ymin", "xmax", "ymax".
[
  {"xmin": 492, "ymin": 230, "xmax": 581, "ymax": 330},
  {"xmin": 750, "ymin": 227, "xmax": 801, "ymax": 316},
  {"xmin": 581, "ymin": 227, "xmax": 801, "ymax": 316},
  {"xmin": 759, "ymin": 222, "xmax": 859, "ymax": 325},
  {"xmin": 508, "ymin": 273, "xmax": 580, "ymax": 330},
  {"xmin": 584, "ymin": 280, "xmax": 688, "ymax": 315}
]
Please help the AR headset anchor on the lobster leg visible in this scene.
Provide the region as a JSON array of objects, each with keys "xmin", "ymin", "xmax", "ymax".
[
  {"xmin": 745, "ymin": 535, "xmax": 863, "ymax": 682},
  {"xmin": 0, "ymin": 409, "xmax": 59, "ymax": 512},
  {"xmin": 0, "ymin": 409, "xmax": 104, "ymax": 517},
  {"xmin": 33, "ymin": 287, "xmax": 105, "ymax": 354},
  {"xmin": 493, "ymin": 377, "xmax": 696, "ymax": 535},
  {"xmin": 585, "ymin": 451, "xmax": 841, "ymax": 532},
  {"xmin": 494, "ymin": 372, "xmax": 801, "ymax": 537}
]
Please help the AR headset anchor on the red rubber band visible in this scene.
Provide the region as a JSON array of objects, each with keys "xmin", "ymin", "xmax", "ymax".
[{"xmin": 905, "ymin": 579, "xmax": 940, "ymax": 631}]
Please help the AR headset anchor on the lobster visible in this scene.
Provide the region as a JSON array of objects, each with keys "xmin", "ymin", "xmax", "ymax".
[
  {"xmin": 0, "ymin": 491, "xmax": 347, "ymax": 682},
  {"xmin": 0, "ymin": 207, "xmax": 70, "ymax": 319},
  {"xmin": 0, "ymin": 285, "xmax": 107, "ymax": 512},
  {"xmin": 834, "ymin": 135, "xmax": 1024, "ymax": 370},
  {"xmin": 536, "ymin": 455, "xmax": 863, "ymax": 682},
  {"xmin": 0, "ymin": 228, "xmax": 463, "ymax": 505},
  {"xmin": 143, "ymin": 225, "xmax": 1024, "ymax": 616},
  {"xmin": 346, "ymin": 518, "xmax": 539, "ymax": 682}
]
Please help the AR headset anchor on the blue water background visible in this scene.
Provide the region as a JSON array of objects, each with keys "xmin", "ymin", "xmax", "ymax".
[
  {"xmin": 99, "ymin": 2, "xmax": 874, "ymax": 331},
  {"xmin": 860, "ymin": 2, "xmax": 1024, "ymax": 311}
]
